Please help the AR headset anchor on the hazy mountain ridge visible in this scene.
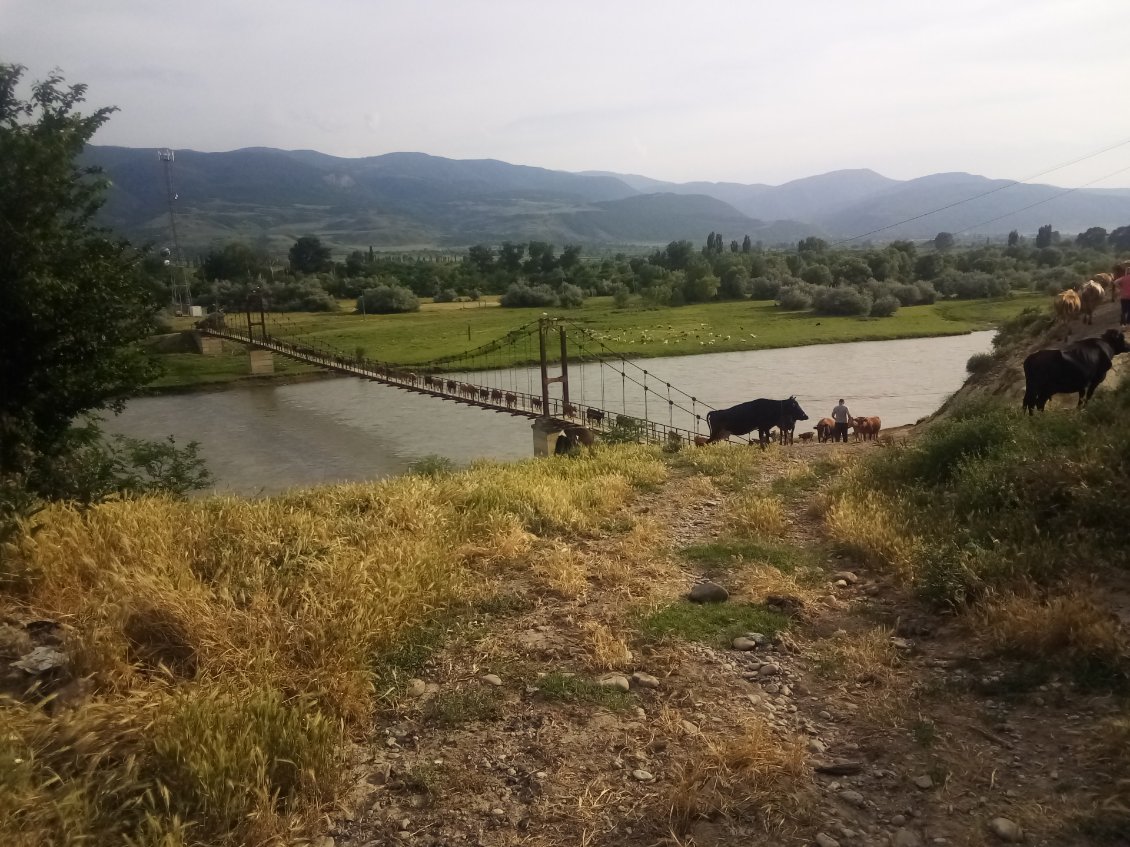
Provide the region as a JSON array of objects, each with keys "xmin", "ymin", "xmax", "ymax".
[{"xmin": 84, "ymin": 145, "xmax": 1130, "ymax": 253}]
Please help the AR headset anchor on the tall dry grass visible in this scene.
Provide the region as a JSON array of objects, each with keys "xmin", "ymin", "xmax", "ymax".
[{"xmin": 0, "ymin": 445, "xmax": 665, "ymax": 846}]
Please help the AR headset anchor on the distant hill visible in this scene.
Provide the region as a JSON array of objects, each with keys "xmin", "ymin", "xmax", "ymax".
[{"xmin": 83, "ymin": 145, "xmax": 1130, "ymax": 255}]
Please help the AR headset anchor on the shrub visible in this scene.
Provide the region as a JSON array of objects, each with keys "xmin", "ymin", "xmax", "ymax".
[
  {"xmin": 610, "ymin": 282, "xmax": 631, "ymax": 309},
  {"xmin": 777, "ymin": 285, "xmax": 813, "ymax": 311},
  {"xmin": 357, "ymin": 284, "xmax": 420, "ymax": 314},
  {"xmin": 812, "ymin": 286, "xmax": 872, "ymax": 316},
  {"xmin": 748, "ymin": 276, "xmax": 781, "ymax": 300},
  {"xmin": 433, "ymin": 288, "xmax": 457, "ymax": 303},
  {"xmin": 870, "ymin": 295, "xmax": 899, "ymax": 317},
  {"xmin": 499, "ymin": 282, "xmax": 559, "ymax": 308},
  {"xmin": 558, "ymin": 283, "xmax": 585, "ymax": 308},
  {"xmin": 966, "ymin": 352, "xmax": 996, "ymax": 374}
]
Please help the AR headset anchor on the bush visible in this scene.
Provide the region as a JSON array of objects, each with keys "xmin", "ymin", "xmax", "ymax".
[
  {"xmin": 812, "ymin": 286, "xmax": 872, "ymax": 316},
  {"xmin": 870, "ymin": 295, "xmax": 900, "ymax": 317},
  {"xmin": 936, "ymin": 271, "xmax": 1010, "ymax": 299},
  {"xmin": 966, "ymin": 352, "xmax": 996, "ymax": 374},
  {"xmin": 777, "ymin": 285, "xmax": 813, "ymax": 311},
  {"xmin": 357, "ymin": 284, "xmax": 420, "ymax": 314},
  {"xmin": 610, "ymin": 283, "xmax": 631, "ymax": 309},
  {"xmin": 433, "ymin": 288, "xmax": 457, "ymax": 303},
  {"xmin": 499, "ymin": 283, "xmax": 559, "ymax": 308},
  {"xmin": 748, "ymin": 276, "xmax": 781, "ymax": 301},
  {"xmin": 559, "ymin": 283, "xmax": 585, "ymax": 308}
]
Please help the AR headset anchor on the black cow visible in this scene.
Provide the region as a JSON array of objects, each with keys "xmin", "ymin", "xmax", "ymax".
[
  {"xmin": 706, "ymin": 397, "xmax": 809, "ymax": 448},
  {"xmin": 1022, "ymin": 328, "xmax": 1129, "ymax": 414}
]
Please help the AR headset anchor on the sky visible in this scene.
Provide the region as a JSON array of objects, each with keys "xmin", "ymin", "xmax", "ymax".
[{"xmin": 4, "ymin": 0, "xmax": 1130, "ymax": 188}]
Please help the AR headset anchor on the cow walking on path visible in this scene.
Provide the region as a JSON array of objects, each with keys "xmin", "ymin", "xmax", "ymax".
[
  {"xmin": 705, "ymin": 397, "xmax": 809, "ymax": 448},
  {"xmin": 1022, "ymin": 328, "xmax": 1129, "ymax": 414}
]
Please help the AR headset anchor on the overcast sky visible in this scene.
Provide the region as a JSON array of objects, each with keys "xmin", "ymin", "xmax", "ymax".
[{"xmin": 5, "ymin": 0, "xmax": 1130, "ymax": 187}]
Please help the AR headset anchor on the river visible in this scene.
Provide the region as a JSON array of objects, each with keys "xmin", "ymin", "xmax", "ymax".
[{"xmin": 103, "ymin": 331, "xmax": 994, "ymax": 495}]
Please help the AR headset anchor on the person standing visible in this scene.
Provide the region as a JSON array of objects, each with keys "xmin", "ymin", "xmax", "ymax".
[
  {"xmin": 831, "ymin": 399, "xmax": 852, "ymax": 443},
  {"xmin": 1117, "ymin": 263, "xmax": 1130, "ymax": 327}
]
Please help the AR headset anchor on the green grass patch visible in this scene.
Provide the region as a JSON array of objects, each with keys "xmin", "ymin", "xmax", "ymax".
[
  {"xmin": 534, "ymin": 672, "xmax": 635, "ymax": 710},
  {"xmin": 639, "ymin": 601, "xmax": 789, "ymax": 646},
  {"xmin": 153, "ymin": 293, "xmax": 1046, "ymax": 390},
  {"xmin": 423, "ymin": 688, "xmax": 503, "ymax": 727},
  {"xmin": 681, "ymin": 539, "xmax": 813, "ymax": 574}
]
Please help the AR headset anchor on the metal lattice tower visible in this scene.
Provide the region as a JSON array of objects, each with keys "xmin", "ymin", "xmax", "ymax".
[{"xmin": 158, "ymin": 149, "xmax": 193, "ymax": 315}]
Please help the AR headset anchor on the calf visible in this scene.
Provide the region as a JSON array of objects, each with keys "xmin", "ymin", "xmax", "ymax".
[{"xmin": 814, "ymin": 417, "xmax": 835, "ymax": 443}]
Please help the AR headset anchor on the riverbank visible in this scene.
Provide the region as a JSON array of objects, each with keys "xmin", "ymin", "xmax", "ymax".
[
  {"xmin": 6, "ymin": 380, "xmax": 1128, "ymax": 845},
  {"xmin": 149, "ymin": 293, "xmax": 1046, "ymax": 392}
]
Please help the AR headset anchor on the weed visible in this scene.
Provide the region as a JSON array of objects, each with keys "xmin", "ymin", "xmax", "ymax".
[
  {"xmin": 682, "ymin": 539, "xmax": 813, "ymax": 574},
  {"xmin": 725, "ymin": 494, "xmax": 787, "ymax": 539},
  {"xmin": 423, "ymin": 687, "xmax": 503, "ymax": 727},
  {"xmin": 911, "ymin": 717, "xmax": 937, "ymax": 747},
  {"xmin": 639, "ymin": 601, "xmax": 788, "ymax": 647},
  {"xmin": 406, "ymin": 454, "xmax": 457, "ymax": 477},
  {"xmin": 535, "ymin": 672, "xmax": 634, "ymax": 710},
  {"xmin": 810, "ymin": 628, "xmax": 900, "ymax": 686}
]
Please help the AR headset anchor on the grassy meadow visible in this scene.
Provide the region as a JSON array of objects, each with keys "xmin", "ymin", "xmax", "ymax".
[{"xmin": 152, "ymin": 292, "xmax": 1047, "ymax": 390}]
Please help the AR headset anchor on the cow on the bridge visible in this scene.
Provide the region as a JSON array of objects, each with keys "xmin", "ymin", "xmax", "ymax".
[
  {"xmin": 705, "ymin": 397, "xmax": 809, "ymax": 448},
  {"xmin": 1022, "ymin": 328, "xmax": 1129, "ymax": 414}
]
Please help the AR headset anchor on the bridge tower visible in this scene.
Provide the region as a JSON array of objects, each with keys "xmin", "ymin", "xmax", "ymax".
[
  {"xmin": 244, "ymin": 286, "xmax": 274, "ymax": 375},
  {"xmin": 531, "ymin": 317, "xmax": 573, "ymax": 455}
]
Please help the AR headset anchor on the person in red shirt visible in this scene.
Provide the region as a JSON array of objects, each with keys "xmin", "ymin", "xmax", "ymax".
[{"xmin": 1118, "ymin": 262, "xmax": 1130, "ymax": 327}]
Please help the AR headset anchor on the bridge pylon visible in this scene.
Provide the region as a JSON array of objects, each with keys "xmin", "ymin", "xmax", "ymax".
[{"xmin": 537, "ymin": 317, "xmax": 571, "ymax": 418}]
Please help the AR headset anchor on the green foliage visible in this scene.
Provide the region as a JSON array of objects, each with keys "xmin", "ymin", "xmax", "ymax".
[
  {"xmin": 639, "ymin": 601, "xmax": 788, "ymax": 646},
  {"xmin": 602, "ymin": 416, "xmax": 647, "ymax": 444},
  {"xmin": 610, "ymin": 282, "xmax": 631, "ymax": 308},
  {"xmin": 500, "ymin": 282, "xmax": 559, "ymax": 307},
  {"xmin": 933, "ymin": 231, "xmax": 956, "ymax": 251},
  {"xmin": 869, "ymin": 294, "xmax": 900, "ymax": 317},
  {"xmin": 0, "ymin": 64, "xmax": 161, "ymax": 477},
  {"xmin": 534, "ymin": 673, "xmax": 634, "ymax": 710},
  {"xmin": 812, "ymin": 286, "xmax": 871, "ymax": 316},
  {"xmin": 1035, "ymin": 224, "xmax": 1054, "ymax": 249},
  {"xmin": 965, "ymin": 351, "xmax": 996, "ymax": 374},
  {"xmin": 681, "ymin": 539, "xmax": 813, "ymax": 574},
  {"xmin": 358, "ymin": 284, "xmax": 420, "ymax": 314},
  {"xmin": 406, "ymin": 455, "xmax": 457, "ymax": 477},
  {"xmin": 198, "ymin": 276, "xmax": 338, "ymax": 312},
  {"xmin": 201, "ymin": 242, "xmax": 272, "ymax": 282},
  {"xmin": 423, "ymin": 688, "xmax": 502, "ymax": 726},
  {"xmin": 777, "ymin": 284, "xmax": 813, "ymax": 310},
  {"xmin": 288, "ymin": 235, "xmax": 332, "ymax": 273}
]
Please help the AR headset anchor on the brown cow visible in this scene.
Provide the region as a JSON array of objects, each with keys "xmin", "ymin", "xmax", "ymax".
[
  {"xmin": 586, "ymin": 408, "xmax": 605, "ymax": 425},
  {"xmin": 693, "ymin": 434, "xmax": 710, "ymax": 446},
  {"xmin": 1054, "ymin": 289, "xmax": 1081, "ymax": 327},
  {"xmin": 1080, "ymin": 280, "xmax": 1105, "ymax": 325},
  {"xmin": 478, "ymin": 388, "xmax": 490, "ymax": 401},
  {"xmin": 851, "ymin": 416, "xmax": 882, "ymax": 441},
  {"xmin": 798, "ymin": 431, "xmax": 815, "ymax": 442},
  {"xmin": 562, "ymin": 403, "xmax": 577, "ymax": 418},
  {"xmin": 504, "ymin": 392, "xmax": 517, "ymax": 409},
  {"xmin": 531, "ymin": 397, "xmax": 544, "ymax": 411},
  {"xmin": 814, "ymin": 417, "xmax": 835, "ymax": 443},
  {"xmin": 446, "ymin": 379, "xmax": 458, "ymax": 392},
  {"xmin": 1092, "ymin": 272, "xmax": 1115, "ymax": 302}
]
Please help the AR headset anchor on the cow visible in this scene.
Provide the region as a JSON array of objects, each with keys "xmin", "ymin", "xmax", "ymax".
[
  {"xmin": 490, "ymin": 388, "xmax": 503, "ymax": 403},
  {"xmin": 1022, "ymin": 328, "xmax": 1129, "ymax": 414},
  {"xmin": 776, "ymin": 415, "xmax": 796, "ymax": 445},
  {"xmin": 504, "ymin": 392, "xmax": 517, "ymax": 409},
  {"xmin": 814, "ymin": 417, "xmax": 835, "ymax": 443},
  {"xmin": 478, "ymin": 388, "xmax": 491, "ymax": 401},
  {"xmin": 705, "ymin": 397, "xmax": 809, "ymax": 449},
  {"xmin": 586, "ymin": 408, "xmax": 605, "ymax": 426},
  {"xmin": 446, "ymin": 379, "xmax": 458, "ymax": 393},
  {"xmin": 1054, "ymin": 289, "xmax": 1081, "ymax": 328},
  {"xmin": 693, "ymin": 434, "xmax": 710, "ymax": 447},
  {"xmin": 1079, "ymin": 280, "xmax": 1105, "ymax": 325},
  {"xmin": 1092, "ymin": 272, "xmax": 1115, "ymax": 302},
  {"xmin": 531, "ymin": 397, "xmax": 544, "ymax": 412},
  {"xmin": 565, "ymin": 424, "xmax": 596, "ymax": 448},
  {"xmin": 562, "ymin": 403, "xmax": 577, "ymax": 418},
  {"xmin": 798, "ymin": 431, "xmax": 815, "ymax": 442},
  {"xmin": 852, "ymin": 416, "xmax": 882, "ymax": 441}
]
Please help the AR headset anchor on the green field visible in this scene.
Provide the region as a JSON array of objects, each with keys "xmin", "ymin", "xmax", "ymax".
[{"xmin": 153, "ymin": 293, "xmax": 1047, "ymax": 391}]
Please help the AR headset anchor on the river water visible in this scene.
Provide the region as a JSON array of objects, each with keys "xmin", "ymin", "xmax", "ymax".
[{"xmin": 104, "ymin": 331, "xmax": 994, "ymax": 495}]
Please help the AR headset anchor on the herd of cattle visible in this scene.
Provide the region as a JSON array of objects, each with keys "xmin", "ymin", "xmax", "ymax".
[
  {"xmin": 699, "ymin": 396, "xmax": 882, "ymax": 448},
  {"xmin": 1052, "ymin": 261, "xmax": 1128, "ymax": 328}
]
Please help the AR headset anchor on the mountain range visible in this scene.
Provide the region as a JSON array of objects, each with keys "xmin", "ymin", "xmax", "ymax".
[{"xmin": 81, "ymin": 145, "xmax": 1130, "ymax": 255}]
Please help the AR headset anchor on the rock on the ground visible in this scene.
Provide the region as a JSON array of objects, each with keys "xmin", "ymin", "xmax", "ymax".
[
  {"xmin": 630, "ymin": 671, "xmax": 660, "ymax": 689},
  {"xmin": 893, "ymin": 829, "xmax": 922, "ymax": 847},
  {"xmin": 631, "ymin": 769, "xmax": 654, "ymax": 782},
  {"xmin": 680, "ymin": 719, "xmax": 700, "ymax": 735},
  {"xmin": 758, "ymin": 663, "xmax": 781, "ymax": 677},
  {"xmin": 987, "ymin": 817, "xmax": 1024, "ymax": 842},
  {"xmin": 598, "ymin": 674, "xmax": 630, "ymax": 692},
  {"xmin": 482, "ymin": 673, "xmax": 503, "ymax": 686},
  {"xmin": 406, "ymin": 678, "xmax": 428, "ymax": 698},
  {"xmin": 688, "ymin": 581, "xmax": 728, "ymax": 603},
  {"xmin": 313, "ymin": 838, "xmax": 335, "ymax": 847},
  {"xmin": 12, "ymin": 646, "xmax": 67, "ymax": 674},
  {"xmin": 815, "ymin": 761, "xmax": 863, "ymax": 776},
  {"xmin": 732, "ymin": 636, "xmax": 761, "ymax": 651},
  {"xmin": 807, "ymin": 738, "xmax": 828, "ymax": 755},
  {"xmin": 832, "ymin": 571, "xmax": 860, "ymax": 584},
  {"xmin": 912, "ymin": 774, "xmax": 934, "ymax": 790},
  {"xmin": 815, "ymin": 833, "xmax": 841, "ymax": 847},
  {"xmin": 838, "ymin": 789, "xmax": 866, "ymax": 807}
]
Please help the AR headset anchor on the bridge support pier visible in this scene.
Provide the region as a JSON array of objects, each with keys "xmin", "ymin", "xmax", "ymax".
[
  {"xmin": 531, "ymin": 417, "xmax": 566, "ymax": 457},
  {"xmin": 249, "ymin": 349, "xmax": 275, "ymax": 375}
]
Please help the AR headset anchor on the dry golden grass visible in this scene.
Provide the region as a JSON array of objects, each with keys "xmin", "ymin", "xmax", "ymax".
[
  {"xmin": 0, "ymin": 445, "xmax": 665, "ymax": 846},
  {"xmin": 809, "ymin": 627, "xmax": 901, "ymax": 687},
  {"xmin": 978, "ymin": 590, "xmax": 1126, "ymax": 666},
  {"xmin": 725, "ymin": 494, "xmax": 787, "ymax": 539},
  {"xmin": 824, "ymin": 490, "xmax": 919, "ymax": 578},
  {"xmin": 531, "ymin": 540, "xmax": 590, "ymax": 598},
  {"xmin": 581, "ymin": 621, "xmax": 634, "ymax": 670},
  {"xmin": 665, "ymin": 716, "xmax": 810, "ymax": 833}
]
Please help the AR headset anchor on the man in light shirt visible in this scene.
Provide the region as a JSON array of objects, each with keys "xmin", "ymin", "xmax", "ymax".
[{"xmin": 831, "ymin": 399, "xmax": 852, "ymax": 443}]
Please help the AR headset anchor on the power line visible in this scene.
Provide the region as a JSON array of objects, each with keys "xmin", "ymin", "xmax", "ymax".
[{"xmin": 833, "ymin": 135, "xmax": 1130, "ymax": 245}]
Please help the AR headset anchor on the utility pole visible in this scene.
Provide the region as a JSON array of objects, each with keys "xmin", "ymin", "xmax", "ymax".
[{"xmin": 158, "ymin": 149, "xmax": 193, "ymax": 316}]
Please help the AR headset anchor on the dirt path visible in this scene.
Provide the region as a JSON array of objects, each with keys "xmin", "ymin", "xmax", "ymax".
[{"xmin": 325, "ymin": 440, "xmax": 1122, "ymax": 847}]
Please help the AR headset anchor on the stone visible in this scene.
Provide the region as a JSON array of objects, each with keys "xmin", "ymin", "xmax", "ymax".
[
  {"xmin": 732, "ymin": 636, "xmax": 762, "ymax": 651},
  {"xmin": 482, "ymin": 673, "xmax": 503, "ymax": 686},
  {"xmin": 891, "ymin": 814, "xmax": 907, "ymax": 826},
  {"xmin": 913, "ymin": 774, "xmax": 934, "ymax": 790},
  {"xmin": 816, "ymin": 761, "xmax": 864, "ymax": 776},
  {"xmin": 815, "ymin": 833, "xmax": 841, "ymax": 847},
  {"xmin": 12, "ymin": 646, "xmax": 67, "ymax": 675},
  {"xmin": 313, "ymin": 838, "xmax": 335, "ymax": 847},
  {"xmin": 807, "ymin": 738, "xmax": 828, "ymax": 755},
  {"xmin": 839, "ymin": 789, "xmax": 865, "ymax": 807},
  {"xmin": 680, "ymin": 719, "xmax": 700, "ymax": 735},
  {"xmin": 598, "ymin": 674, "xmax": 630, "ymax": 692},
  {"xmin": 893, "ymin": 829, "xmax": 923, "ymax": 847},
  {"xmin": 833, "ymin": 571, "xmax": 860, "ymax": 584},
  {"xmin": 758, "ymin": 663, "xmax": 781, "ymax": 677},
  {"xmin": 987, "ymin": 817, "xmax": 1023, "ymax": 842},
  {"xmin": 630, "ymin": 671, "xmax": 660, "ymax": 689},
  {"xmin": 631, "ymin": 769, "xmax": 654, "ymax": 782},
  {"xmin": 835, "ymin": 580, "xmax": 849, "ymax": 588},
  {"xmin": 764, "ymin": 683, "xmax": 780, "ymax": 695},
  {"xmin": 688, "ymin": 581, "xmax": 728, "ymax": 603},
  {"xmin": 406, "ymin": 678, "xmax": 428, "ymax": 698}
]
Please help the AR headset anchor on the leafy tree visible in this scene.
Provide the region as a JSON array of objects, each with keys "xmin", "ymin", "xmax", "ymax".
[
  {"xmin": 1075, "ymin": 226, "xmax": 1108, "ymax": 250},
  {"xmin": 870, "ymin": 295, "xmax": 900, "ymax": 317},
  {"xmin": 559, "ymin": 244, "xmax": 582, "ymax": 270},
  {"xmin": 719, "ymin": 267, "xmax": 750, "ymax": 299},
  {"xmin": 914, "ymin": 252, "xmax": 947, "ymax": 280},
  {"xmin": 1035, "ymin": 224, "xmax": 1053, "ymax": 249},
  {"xmin": 812, "ymin": 286, "xmax": 871, "ymax": 316},
  {"xmin": 730, "ymin": 240, "xmax": 739, "ymax": 253},
  {"xmin": 289, "ymin": 235, "xmax": 332, "ymax": 273},
  {"xmin": 835, "ymin": 256, "xmax": 873, "ymax": 286},
  {"xmin": 801, "ymin": 264, "xmax": 833, "ymax": 286},
  {"xmin": 933, "ymin": 231, "xmax": 956, "ymax": 251},
  {"xmin": 798, "ymin": 236, "xmax": 828, "ymax": 254},
  {"xmin": 741, "ymin": 235, "xmax": 752, "ymax": 253},
  {"xmin": 0, "ymin": 64, "xmax": 162, "ymax": 479},
  {"xmin": 466, "ymin": 244, "xmax": 495, "ymax": 274},
  {"xmin": 500, "ymin": 282, "xmax": 559, "ymax": 307},
  {"xmin": 1109, "ymin": 225, "xmax": 1130, "ymax": 251},
  {"xmin": 610, "ymin": 282, "xmax": 631, "ymax": 308},
  {"xmin": 1007, "ymin": 230, "xmax": 1020, "ymax": 247},
  {"xmin": 890, "ymin": 240, "xmax": 917, "ymax": 257},
  {"xmin": 498, "ymin": 241, "xmax": 525, "ymax": 272},
  {"xmin": 558, "ymin": 283, "xmax": 584, "ymax": 308},
  {"xmin": 201, "ymin": 241, "xmax": 270, "ymax": 281},
  {"xmin": 344, "ymin": 249, "xmax": 371, "ymax": 277},
  {"xmin": 777, "ymin": 285, "xmax": 814, "ymax": 310},
  {"xmin": 661, "ymin": 240, "xmax": 695, "ymax": 271}
]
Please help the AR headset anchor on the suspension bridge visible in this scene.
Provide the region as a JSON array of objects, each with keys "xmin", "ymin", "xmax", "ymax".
[{"xmin": 197, "ymin": 302, "xmax": 728, "ymax": 451}]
